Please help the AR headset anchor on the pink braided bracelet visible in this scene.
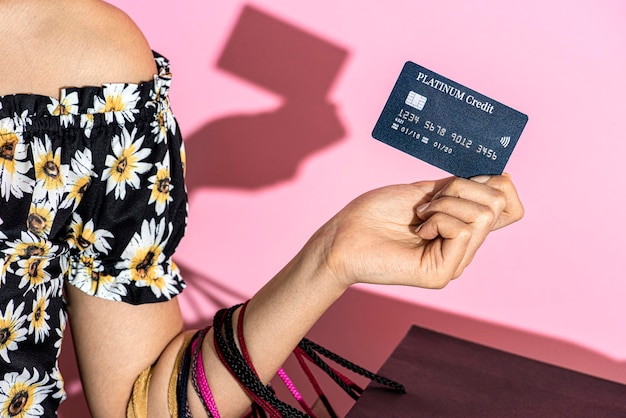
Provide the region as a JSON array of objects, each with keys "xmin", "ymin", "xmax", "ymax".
[{"xmin": 192, "ymin": 336, "xmax": 221, "ymax": 417}]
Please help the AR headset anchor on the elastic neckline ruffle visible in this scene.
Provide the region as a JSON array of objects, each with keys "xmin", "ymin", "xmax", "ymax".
[{"xmin": 0, "ymin": 50, "xmax": 173, "ymax": 129}]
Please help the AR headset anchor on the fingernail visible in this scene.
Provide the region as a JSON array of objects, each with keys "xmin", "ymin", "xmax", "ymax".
[
  {"xmin": 415, "ymin": 223, "xmax": 424, "ymax": 233},
  {"xmin": 471, "ymin": 175, "xmax": 491, "ymax": 183},
  {"xmin": 416, "ymin": 202, "xmax": 430, "ymax": 213}
]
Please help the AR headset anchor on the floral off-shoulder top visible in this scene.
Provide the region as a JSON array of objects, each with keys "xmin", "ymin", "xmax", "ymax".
[{"xmin": 0, "ymin": 52, "xmax": 188, "ymax": 416}]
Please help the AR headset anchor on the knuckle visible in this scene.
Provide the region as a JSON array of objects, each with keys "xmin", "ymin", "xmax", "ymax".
[
  {"xmin": 447, "ymin": 177, "xmax": 464, "ymax": 194},
  {"xmin": 451, "ymin": 268, "xmax": 465, "ymax": 280},
  {"xmin": 492, "ymin": 189, "xmax": 508, "ymax": 213},
  {"xmin": 439, "ymin": 177, "xmax": 462, "ymax": 198},
  {"xmin": 515, "ymin": 203, "xmax": 525, "ymax": 220},
  {"xmin": 429, "ymin": 275, "xmax": 452, "ymax": 289},
  {"xmin": 456, "ymin": 225, "xmax": 473, "ymax": 241},
  {"xmin": 475, "ymin": 207, "xmax": 496, "ymax": 226},
  {"xmin": 510, "ymin": 200, "xmax": 525, "ymax": 221},
  {"xmin": 429, "ymin": 211, "xmax": 446, "ymax": 223}
]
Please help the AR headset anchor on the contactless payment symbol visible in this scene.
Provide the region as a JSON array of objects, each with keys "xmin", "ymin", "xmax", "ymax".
[{"xmin": 405, "ymin": 91, "xmax": 427, "ymax": 110}]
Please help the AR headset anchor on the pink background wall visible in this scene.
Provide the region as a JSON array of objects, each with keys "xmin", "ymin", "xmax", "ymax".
[{"xmin": 59, "ymin": 1, "xmax": 626, "ymax": 416}]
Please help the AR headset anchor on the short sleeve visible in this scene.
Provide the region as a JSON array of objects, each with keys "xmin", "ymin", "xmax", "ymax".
[{"xmin": 62, "ymin": 52, "xmax": 188, "ymax": 304}]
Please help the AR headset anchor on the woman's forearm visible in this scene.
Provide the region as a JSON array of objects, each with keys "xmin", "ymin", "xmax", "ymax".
[{"xmin": 199, "ymin": 229, "xmax": 346, "ymax": 417}]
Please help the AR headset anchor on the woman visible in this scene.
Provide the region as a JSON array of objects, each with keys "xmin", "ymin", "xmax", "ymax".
[{"xmin": 0, "ymin": 1, "xmax": 523, "ymax": 417}]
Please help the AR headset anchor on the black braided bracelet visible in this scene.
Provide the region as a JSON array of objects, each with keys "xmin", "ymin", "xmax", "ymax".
[
  {"xmin": 210, "ymin": 303, "xmax": 406, "ymax": 417},
  {"xmin": 177, "ymin": 330, "xmax": 199, "ymax": 418},
  {"xmin": 297, "ymin": 342, "xmax": 361, "ymax": 400},
  {"xmin": 213, "ymin": 307, "xmax": 276, "ymax": 413},
  {"xmin": 213, "ymin": 305, "xmax": 308, "ymax": 417},
  {"xmin": 299, "ymin": 338, "xmax": 406, "ymax": 394}
]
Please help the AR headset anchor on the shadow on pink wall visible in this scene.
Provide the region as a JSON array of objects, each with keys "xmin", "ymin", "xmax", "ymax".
[
  {"xmin": 57, "ymin": 4, "xmax": 626, "ymax": 417},
  {"xmin": 185, "ymin": 4, "xmax": 349, "ymax": 191}
]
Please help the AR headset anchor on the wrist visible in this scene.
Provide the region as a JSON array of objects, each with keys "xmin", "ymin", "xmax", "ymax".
[{"xmin": 300, "ymin": 217, "xmax": 355, "ymax": 292}]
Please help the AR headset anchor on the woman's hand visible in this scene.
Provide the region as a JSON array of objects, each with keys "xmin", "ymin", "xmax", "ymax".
[{"xmin": 316, "ymin": 174, "xmax": 524, "ymax": 290}]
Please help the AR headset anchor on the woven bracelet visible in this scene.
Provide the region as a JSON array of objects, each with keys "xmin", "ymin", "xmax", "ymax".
[
  {"xmin": 237, "ymin": 302, "xmax": 315, "ymax": 416},
  {"xmin": 212, "ymin": 302, "xmax": 406, "ymax": 418},
  {"xmin": 176, "ymin": 330, "xmax": 199, "ymax": 418},
  {"xmin": 190, "ymin": 327, "xmax": 221, "ymax": 418},
  {"xmin": 213, "ymin": 305, "xmax": 307, "ymax": 417}
]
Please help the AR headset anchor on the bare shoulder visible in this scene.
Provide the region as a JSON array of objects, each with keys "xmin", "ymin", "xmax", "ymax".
[
  {"xmin": 72, "ymin": 0, "xmax": 159, "ymax": 82},
  {"xmin": 0, "ymin": 0, "xmax": 158, "ymax": 97}
]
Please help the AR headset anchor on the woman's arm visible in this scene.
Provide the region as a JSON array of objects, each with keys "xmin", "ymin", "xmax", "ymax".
[
  {"xmin": 65, "ymin": 286, "xmax": 184, "ymax": 417},
  {"xmin": 144, "ymin": 175, "xmax": 523, "ymax": 418}
]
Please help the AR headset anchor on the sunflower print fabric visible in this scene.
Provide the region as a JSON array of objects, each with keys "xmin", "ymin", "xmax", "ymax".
[{"xmin": 0, "ymin": 52, "xmax": 188, "ymax": 417}]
